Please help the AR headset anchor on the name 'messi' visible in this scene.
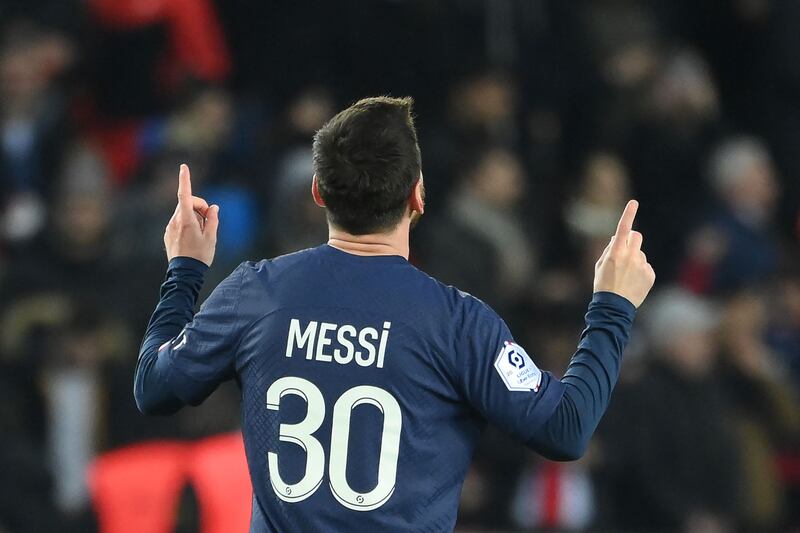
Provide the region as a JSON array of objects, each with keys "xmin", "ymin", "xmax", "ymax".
[{"xmin": 285, "ymin": 319, "xmax": 391, "ymax": 369}]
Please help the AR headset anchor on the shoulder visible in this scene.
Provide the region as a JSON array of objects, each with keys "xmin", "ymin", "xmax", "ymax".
[
  {"xmin": 411, "ymin": 265, "xmax": 504, "ymax": 331},
  {"xmin": 235, "ymin": 247, "xmax": 320, "ymax": 281},
  {"xmin": 209, "ymin": 249, "xmax": 319, "ymax": 313}
]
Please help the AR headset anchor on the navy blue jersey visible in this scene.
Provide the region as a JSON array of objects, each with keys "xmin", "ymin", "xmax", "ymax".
[{"xmin": 136, "ymin": 244, "xmax": 636, "ymax": 532}]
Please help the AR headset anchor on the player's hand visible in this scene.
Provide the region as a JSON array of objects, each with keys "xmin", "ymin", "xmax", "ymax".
[
  {"xmin": 593, "ymin": 200, "xmax": 656, "ymax": 308},
  {"xmin": 164, "ymin": 164, "xmax": 219, "ymax": 267}
]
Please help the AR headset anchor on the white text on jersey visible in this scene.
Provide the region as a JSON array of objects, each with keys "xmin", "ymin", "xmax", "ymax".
[{"xmin": 285, "ymin": 319, "xmax": 391, "ymax": 369}]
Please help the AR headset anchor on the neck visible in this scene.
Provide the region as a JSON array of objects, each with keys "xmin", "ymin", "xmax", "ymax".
[{"xmin": 327, "ymin": 221, "xmax": 410, "ymax": 259}]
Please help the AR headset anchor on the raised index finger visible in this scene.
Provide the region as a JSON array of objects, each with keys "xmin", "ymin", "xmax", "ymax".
[
  {"xmin": 613, "ymin": 200, "xmax": 639, "ymax": 246},
  {"xmin": 177, "ymin": 164, "xmax": 192, "ymax": 205}
]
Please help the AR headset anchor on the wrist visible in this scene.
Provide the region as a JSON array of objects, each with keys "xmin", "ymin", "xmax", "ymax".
[
  {"xmin": 168, "ymin": 256, "xmax": 210, "ymax": 274},
  {"xmin": 591, "ymin": 291, "xmax": 637, "ymax": 314}
]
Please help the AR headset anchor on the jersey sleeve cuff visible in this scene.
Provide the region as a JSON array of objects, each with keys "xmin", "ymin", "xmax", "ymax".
[
  {"xmin": 168, "ymin": 256, "xmax": 210, "ymax": 275},
  {"xmin": 591, "ymin": 291, "xmax": 636, "ymax": 317}
]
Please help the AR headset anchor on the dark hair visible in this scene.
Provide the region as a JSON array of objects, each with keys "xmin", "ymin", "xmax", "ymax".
[{"xmin": 312, "ymin": 96, "xmax": 422, "ymax": 235}]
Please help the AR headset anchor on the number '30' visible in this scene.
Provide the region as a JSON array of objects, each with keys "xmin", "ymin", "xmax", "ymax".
[{"xmin": 266, "ymin": 377, "xmax": 402, "ymax": 511}]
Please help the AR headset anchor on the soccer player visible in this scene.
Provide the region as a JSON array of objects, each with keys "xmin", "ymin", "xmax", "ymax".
[{"xmin": 135, "ymin": 97, "xmax": 655, "ymax": 532}]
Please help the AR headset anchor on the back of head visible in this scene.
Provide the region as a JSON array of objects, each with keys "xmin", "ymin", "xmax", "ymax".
[{"xmin": 312, "ymin": 96, "xmax": 421, "ymax": 235}]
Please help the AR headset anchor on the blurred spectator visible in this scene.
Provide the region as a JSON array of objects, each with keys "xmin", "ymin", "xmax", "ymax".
[
  {"xmin": 565, "ymin": 152, "xmax": 631, "ymax": 242},
  {"xmin": 536, "ymin": 152, "xmax": 631, "ymax": 307},
  {"xmin": 564, "ymin": 152, "xmax": 631, "ymax": 279},
  {"xmin": 0, "ymin": 344, "xmax": 62, "ymax": 532},
  {"xmin": 0, "ymin": 143, "xmax": 128, "ymax": 528},
  {"xmin": 680, "ymin": 136, "xmax": 780, "ymax": 294},
  {"xmin": 510, "ymin": 304, "xmax": 598, "ymax": 531},
  {"xmin": 768, "ymin": 265, "xmax": 800, "ymax": 393},
  {"xmin": 718, "ymin": 290, "xmax": 800, "ymax": 530},
  {"xmin": 577, "ymin": 0, "xmax": 663, "ymax": 148},
  {"xmin": 424, "ymin": 71, "xmax": 521, "ymax": 205},
  {"xmin": 601, "ymin": 288, "xmax": 740, "ymax": 532},
  {"xmin": 419, "ymin": 146, "xmax": 536, "ymax": 312},
  {"xmin": 2, "ymin": 143, "xmax": 117, "ymax": 300},
  {"xmin": 625, "ymin": 49, "xmax": 722, "ymax": 278},
  {"xmin": 266, "ymin": 87, "xmax": 334, "ymax": 255},
  {"xmin": 114, "ymin": 85, "xmax": 259, "ymax": 271},
  {"xmin": 0, "ymin": 19, "xmax": 75, "ymax": 246},
  {"xmin": 154, "ymin": 86, "xmax": 234, "ymax": 159},
  {"xmin": 448, "ymin": 71, "xmax": 519, "ymax": 147},
  {"xmin": 88, "ymin": 0, "xmax": 230, "ymax": 103},
  {"xmin": 511, "ymin": 456, "xmax": 595, "ymax": 531},
  {"xmin": 82, "ymin": 0, "xmax": 231, "ymax": 183}
]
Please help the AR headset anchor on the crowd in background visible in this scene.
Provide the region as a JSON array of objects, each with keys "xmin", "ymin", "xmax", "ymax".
[{"xmin": 1, "ymin": 0, "xmax": 799, "ymax": 532}]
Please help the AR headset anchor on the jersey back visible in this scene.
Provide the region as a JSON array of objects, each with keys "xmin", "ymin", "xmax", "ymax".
[{"xmin": 171, "ymin": 245, "xmax": 564, "ymax": 532}]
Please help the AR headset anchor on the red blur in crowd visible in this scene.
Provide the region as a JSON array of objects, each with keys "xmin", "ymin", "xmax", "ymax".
[{"xmin": 82, "ymin": 0, "xmax": 230, "ymax": 183}]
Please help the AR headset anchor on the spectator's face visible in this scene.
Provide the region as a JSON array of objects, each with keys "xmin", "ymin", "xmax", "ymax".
[
  {"xmin": 604, "ymin": 42, "xmax": 658, "ymax": 89},
  {"xmin": 469, "ymin": 150, "xmax": 525, "ymax": 208},
  {"xmin": 723, "ymin": 293, "xmax": 766, "ymax": 337},
  {"xmin": 650, "ymin": 52, "xmax": 719, "ymax": 122},
  {"xmin": 582, "ymin": 154, "xmax": 629, "ymax": 206},
  {"xmin": 288, "ymin": 90, "xmax": 334, "ymax": 135},
  {"xmin": 452, "ymin": 76, "xmax": 516, "ymax": 127},
  {"xmin": 719, "ymin": 159, "xmax": 778, "ymax": 216},
  {"xmin": 0, "ymin": 45, "xmax": 43, "ymax": 103},
  {"xmin": 56, "ymin": 195, "xmax": 109, "ymax": 249},
  {"xmin": 735, "ymin": 162, "xmax": 778, "ymax": 213},
  {"xmin": 0, "ymin": 31, "xmax": 71, "ymax": 107},
  {"xmin": 666, "ymin": 329, "xmax": 717, "ymax": 378},
  {"xmin": 171, "ymin": 90, "xmax": 233, "ymax": 151}
]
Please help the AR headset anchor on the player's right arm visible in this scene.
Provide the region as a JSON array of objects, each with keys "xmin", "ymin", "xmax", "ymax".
[
  {"xmin": 134, "ymin": 164, "xmax": 246, "ymax": 415},
  {"xmin": 458, "ymin": 200, "xmax": 655, "ymax": 460}
]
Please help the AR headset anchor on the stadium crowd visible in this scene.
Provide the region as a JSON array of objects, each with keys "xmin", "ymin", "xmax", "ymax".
[{"xmin": 0, "ymin": 0, "xmax": 799, "ymax": 531}]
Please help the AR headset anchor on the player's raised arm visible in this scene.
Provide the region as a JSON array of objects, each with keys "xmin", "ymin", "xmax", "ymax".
[
  {"xmin": 134, "ymin": 165, "xmax": 245, "ymax": 415},
  {"xmin": 527, "ymin": 200, "xmax": 655, "ymax": 458},
  {"xmin": 458, "ymin": 200, "xmax": 655, "ymax": 461}
]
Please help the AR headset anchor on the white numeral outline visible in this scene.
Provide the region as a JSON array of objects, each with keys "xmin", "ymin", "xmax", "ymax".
[
  {"xmin": 266, "ymin": 377, "xmax": 326, "ymax": 502},
  {"xmin": 266, "ymin": 378, "xmax": 402, "ymax": 511}
]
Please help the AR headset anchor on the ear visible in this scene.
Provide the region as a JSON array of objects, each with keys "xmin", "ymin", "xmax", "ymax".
[
  {"xmin": 409, "ymin": 173, "xmax": 425, "ymax": 216},
  {"xmin": 312, "ymin": 175, "xmax": 326, "ymax": 207}
]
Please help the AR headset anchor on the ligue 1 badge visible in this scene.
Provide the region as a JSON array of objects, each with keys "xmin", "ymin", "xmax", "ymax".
[{"xmin": 494, "ymin": 341, "xmax": 542, "ymax": 392}]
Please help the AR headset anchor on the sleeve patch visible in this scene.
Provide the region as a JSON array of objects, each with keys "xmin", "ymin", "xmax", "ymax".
[{"xmin": 494, "ymin": 341, "xmax": 542, "ymax": 392}]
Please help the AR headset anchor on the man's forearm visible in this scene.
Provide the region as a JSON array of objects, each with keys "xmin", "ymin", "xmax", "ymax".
[
  {"xmin": 529, "ymin": 292, "xmax": 635, "ymax": 460},
  {"xmin": 134, "ymin": 257, "xmax": 208, "ymax": 414}
]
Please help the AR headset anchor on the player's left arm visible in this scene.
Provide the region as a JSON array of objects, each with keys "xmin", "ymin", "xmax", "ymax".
[
  {"xmin": 457, "ymin": 292, "xmax": 636, "ymax": 461},
  {"xmin": 458, "ymin": 201, "xmax": 654, "ymax": 460},
  {"xmin": 134, "ymin": 164, "xmax": 242, "ymax": 415}
]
